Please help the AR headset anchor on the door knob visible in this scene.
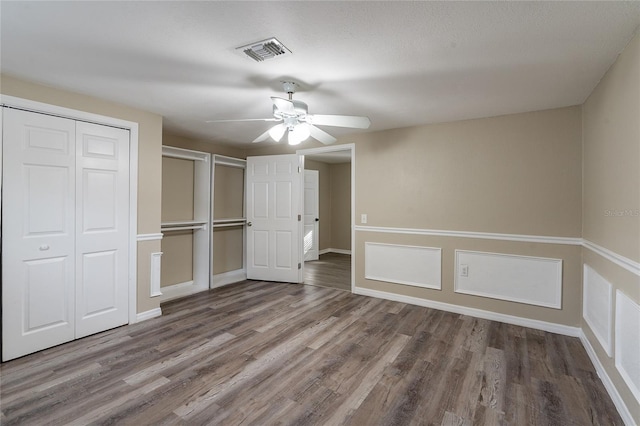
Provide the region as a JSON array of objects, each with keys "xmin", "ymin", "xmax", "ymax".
[
  {"xmin": 247, "ymin": 222, "xmax": 252, "ymax": 227},
  {"xmin": 315, "ymin": 218, "xmax": 319, "ymax": 222},
  {"xmin": 39, "ymin": 244, "xmax": 50, "ymax": 251}
]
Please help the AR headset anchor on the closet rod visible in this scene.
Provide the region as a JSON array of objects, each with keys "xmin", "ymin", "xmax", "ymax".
[
  {"xmin": 212, "ymin": 218, "xmax": 247, "ymax": 224},
  {"xmin": 212, "ymin": 223, "xmax": 245, "ymax": 229},
  {"xmin": 161, "ymin": 225, "xmax": 206, "ymax": 232}
]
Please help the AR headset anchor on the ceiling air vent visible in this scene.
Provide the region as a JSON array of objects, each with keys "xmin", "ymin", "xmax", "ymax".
[{"xmin": 236, "ymin": 38, "xmax": 291, "ymax": 62}]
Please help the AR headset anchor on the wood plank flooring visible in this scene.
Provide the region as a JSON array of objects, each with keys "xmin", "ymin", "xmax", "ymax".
[
  {"xmin": 0, "ymin": 280, "xmax": 622, "ymax": 425},
  {"xmin": 305, "ymin": 252, "xmax": 351, "ymax": 291}
]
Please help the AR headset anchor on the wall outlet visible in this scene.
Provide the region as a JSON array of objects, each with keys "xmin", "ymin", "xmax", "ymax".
[
  {"xmin": 460, "ymin": 264, "xmax": 469, "ymax": 277},
  {"xmin": 361, "ymin": 214, "xmax": 368, "ymax": 224}
]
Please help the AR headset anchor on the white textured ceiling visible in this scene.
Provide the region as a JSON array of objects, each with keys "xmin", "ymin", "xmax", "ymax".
[{"xmin": 2, "ymin": 1, "xmax": 639, "ymax": 147}]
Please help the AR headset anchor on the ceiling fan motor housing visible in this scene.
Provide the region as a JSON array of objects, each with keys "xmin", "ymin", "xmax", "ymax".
[{"xmin": 281, "ymin": 81, "xmax": 297, "ymax": 94}]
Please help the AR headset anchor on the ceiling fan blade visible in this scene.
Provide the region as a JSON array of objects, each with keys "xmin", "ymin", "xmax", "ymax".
[
  {"xmin": 271, "ymin": 97, "xmax": 296, "ymax": 115},
  {"xmin": 308, "ymin": 124, "xmax": 337, "ymax": 145},
  {"xmin": 206, "ymin": 118, "xmax": 279, "ymax": 123},
  {"xmin": 307, "ymin": 114, "xmax": 371, "ymax": 129},
  {"xmin": 252, "ymin": 128, "xmax": 273, "ymax": 143},
  {"xmin": 252, "ymin": 123, "xmax": 286, "ymax": 143}
]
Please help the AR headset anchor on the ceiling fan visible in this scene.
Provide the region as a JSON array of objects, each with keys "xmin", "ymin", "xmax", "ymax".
[{"xmin": 207, "ymin": 81, "xmax": 371, "ymax": 145}]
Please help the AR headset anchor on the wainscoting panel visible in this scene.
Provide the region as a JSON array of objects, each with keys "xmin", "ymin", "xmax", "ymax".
[
  {"xmin": 365, "ymin": 242, "xmax": 441, "ymax": 290},
  {"xmin": 583, "ymin": 265, "xmax": 613, "ymax": 356},
  {"xmin": 454, "ymin": 250, "xmax": 562, "ymax": 309},
  {"xmin": 615, "ymin": 290, "xmax": 640, "ymax": 402},
  {"xmin": 150, "ymin": 252, "xmax": 163, "ymax": 297}
]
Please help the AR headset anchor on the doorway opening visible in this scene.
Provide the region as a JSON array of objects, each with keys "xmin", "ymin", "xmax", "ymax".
[{"xmin": 298, "ymin": 144, "xmax": 355, "ymax": 292}]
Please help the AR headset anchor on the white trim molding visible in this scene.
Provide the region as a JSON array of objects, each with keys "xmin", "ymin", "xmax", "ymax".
[
  {"xmin": 355, "ymin": 225, "xmax": 583, "ymax": 245},
  {"xmin": 162, "ymin": 145, "xmax": 210, "ymax": 162},
  {"xmin": 454, "ymin": 250, "xmax": 563, "ymax": 310},
  {"xmin": 319, "ymin": 248, "xmax": 352, "ymax": 256},
  {"xmin": 159, "ymin": 280, "xmax": 209, "ymax": 303},
  {"xmin": 583, "ymin": 239, "xmax": 640, "ymax": 276},
  {"xmin": 298, "ymin": 143, "xmax": 356, "ymax": 293},
  {"xmin": 365, "ymin": 242, "xmax": 441, "ymax": 290},
  {"xmin": 212, "ymin": 269, "xmax": 247, "ymax": 288},
  {"xmin": 580, "ymin": 330, "xmax": 635, "ymax": 426},
  {"xmin": 615, "ymin": 290, "xmax": 640, "ymax": 404},
  {"xmin": 136, "ymin": 308, "xmax": 162, "ymax": 323},
  {"xmin": 137, "ymin": 233, "xmax": 164, "ymax": 242},
  {"xmin": 150, "ymin": 252, "xmax": 163, "ymax": 297},
  {"xmin": 354, "ymin": 286, "xmax": 580, "ymax": 337},
  {"xmin": 582, "ymin": 265, "xmax": 613, "ymax": 357}
]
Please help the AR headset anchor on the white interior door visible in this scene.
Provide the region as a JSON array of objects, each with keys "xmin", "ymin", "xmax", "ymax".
[
  {"xmin": 2, "ymin": 108, "xmax": 131, "ymax": 361},
  {"xmin": 2, "ymin": 108, "xmax": 77, "ymax": 360},
  {"xmin": 246, "ymin": 154, "xmax": 302, "ymax": 283},
  {"xmin": 304, "ymin": 169, "xmax": 319, "ymax": 261},
  {"xmin": 75, "ymin": 122, "xmax": 129, "ymax": 338}
]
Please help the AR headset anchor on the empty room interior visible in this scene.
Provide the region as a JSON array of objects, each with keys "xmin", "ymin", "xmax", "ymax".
[{"xmin": 1, "ymin": 2, "xmax": 639, "ymax": 425}]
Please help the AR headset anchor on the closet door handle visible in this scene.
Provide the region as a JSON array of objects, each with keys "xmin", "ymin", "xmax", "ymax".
[
  {"xmin": 247, "ymin": 222, "xmax": 252, "ymax": 227},
  {"xmin": 315, "ymin": 218, "xmax": 319, "ymax": 222}
]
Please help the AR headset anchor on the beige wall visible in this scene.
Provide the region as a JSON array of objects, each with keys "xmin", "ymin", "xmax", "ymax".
[
  {"xmin": 162, "ymin": 157, "xmax": 195, "ymax": 222},
  {"xmin": 346, "ymin": 106, "xmax": 584, "ymax": 327},
  {"xmin": 161, "ymin": 231, "xmax": 194, "ymax": 287},
  {"xmin": 583, "ymin": 33, "xmax": 640, "ymax": 263},
  {"xmin": 350, "ymin": 106, "xmax": 582, "ymax": 236},
  {"xmin": 214, "ymin": 165, "xmax": 244, "ymax": 219},
  {"xmin": 1, "ymin": 74, "xmax": 163, "ymax": 314},
  {"xmin": 212, "ymin": 227, "xmax": 244, "ymax": 274},
  {"xmin": 330, "ymin": 162, "xmax": 351, "ymax": 251},
  {"xmin": 582, "ymin": 31, "xmax": 640, "ymax": 423}
]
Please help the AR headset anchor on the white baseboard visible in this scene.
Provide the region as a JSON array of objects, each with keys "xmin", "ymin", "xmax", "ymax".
[
  {"xmin": 353, "ymin": 286, "xmax": 580, "ymax": 337},
  {"xmin": 212, "ymin": 269, "xmax": 247, "ymax": 288},
  {"xmin": 319, "ymin": 248, "xmax": 352, "ymax": 255},
  {"xmin": 159, "ymin": 280, "xmax": 209, "ymax": 302},
  {"xmin": 580, "ymin": 330, "xmax": 634, "ymax": 426},
  {"xmin": 135, "ymin": 307, "xmax": 162, "ymax": 322}
]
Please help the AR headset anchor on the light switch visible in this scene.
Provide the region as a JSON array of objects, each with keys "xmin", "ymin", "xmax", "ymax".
[{"xmin": 361, "ymin": 214, "xmax": 368, "ymax": 224}]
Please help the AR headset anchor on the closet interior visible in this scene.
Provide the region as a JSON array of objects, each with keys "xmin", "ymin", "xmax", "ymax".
[
  {"xmin": 160, "ymin": 147, "xmax": 246, "ymax": 301},
  {"xmin": 211, "ymin": 155, "xmax": 247, "ymax": 288}
]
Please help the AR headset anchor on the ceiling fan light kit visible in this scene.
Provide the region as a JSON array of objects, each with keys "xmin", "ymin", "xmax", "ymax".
[{"xmin": 210, "ymin": 81, "xmax": 371, "ymax": 145}]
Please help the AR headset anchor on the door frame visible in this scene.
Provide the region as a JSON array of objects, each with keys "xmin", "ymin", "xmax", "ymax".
[
  {"xmin": 297, "ymin": 143, "xmax": 355, "ymax": 292},
  {"xmin": 1, "ymin": 95, "xmax": 140, "ymax": 325},
  {"xmin": 303, "ymin": 169, "xmax": 320, "ymax": 262}
]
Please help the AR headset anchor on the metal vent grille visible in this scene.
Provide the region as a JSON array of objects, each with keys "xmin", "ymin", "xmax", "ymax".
[{"xmin": 237, "ymin": 38, "xmax": 291, "ymax": 62}]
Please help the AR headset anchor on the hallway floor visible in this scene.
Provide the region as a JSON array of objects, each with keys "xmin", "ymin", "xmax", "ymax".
[{"xmin": 304, "ymin": 252, "xmax": 351, "ymax": 291}]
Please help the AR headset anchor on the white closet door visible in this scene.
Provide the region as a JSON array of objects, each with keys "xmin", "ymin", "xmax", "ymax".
[
  {"xmin": 246, "ymin": 155, "xmax": 302, "ymax": 283},
  {"xmin": 75, "ymin": 122, "xmax": 129, "ymax": 338},
  {"xmin": 2, "ymin": 108, "xmax": 76, "ymax": 360}
]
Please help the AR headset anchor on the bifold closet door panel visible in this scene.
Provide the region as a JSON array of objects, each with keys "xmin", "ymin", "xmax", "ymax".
[
  {"xmin": 2, "ymin": 108, "xmax": 76, "ymax": 361},
  {"xmin": 75, "ymin": 121, "xmax": 130, "ymax": 338}
]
